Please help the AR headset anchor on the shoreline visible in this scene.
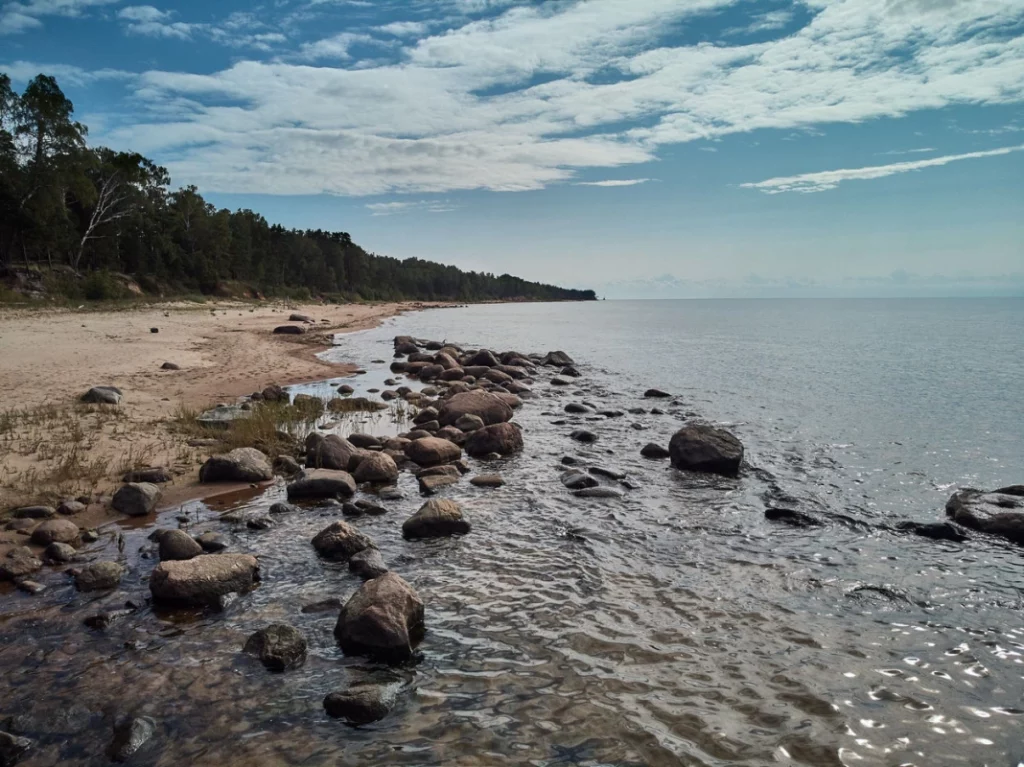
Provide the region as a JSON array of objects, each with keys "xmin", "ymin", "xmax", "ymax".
[{"xmin": 0, "ymin": 300, "xmax": 447, "ymax": 543}]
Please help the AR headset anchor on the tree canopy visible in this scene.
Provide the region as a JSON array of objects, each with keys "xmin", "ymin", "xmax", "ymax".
[{"xmin": 0, "ymin": 73, "xmax": 596, "ymax": 303}]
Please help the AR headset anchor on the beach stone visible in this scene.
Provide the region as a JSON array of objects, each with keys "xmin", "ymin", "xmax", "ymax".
[
  {"xmin": 44, "ymin": 542, "xmax": 77, "ymax": 563},
  {"xmin": 394, "ymin": 342, "xmax": 419, "ymax": 356},
  {"xmin": 287, "ymin": 469, "xmax": 357, "ymax": 500},
  {"xmin": 323, "ymin": 681, "xmax": 402, "ymax": 725},
  {"xmin": 81, "ymin": 386, "xmax": 122, "ymax": 405},
  {"xmin": 11, "ymin": 505, "xmax": 55, "ymax": 520},
  {"xmin": 590, "ymin": 466, "xmax": 626, "ymax": 480},
  {"xmin": 194, "ymin": 531, "xmax": 229, "ymax": 552},
  {"xmin": 244, "ymin": 624, "xmax": 307, "ymax": 671},
  {"xmin": 438, "ymin": 390, "xmax": 514, "ymax": 428},
  {"xmin": 260, "ymin": 384, "xmax": 289, "ymax": 402},
  {"xmin": 455, "ymin": 414, "xmax": 485, "ymax": 432},
  {"xmin": 641, "ymin": 443, "xmax": 671, "ymax": 459},
  {"xmin": 107, "ymin": 716, "xmax": 155, "ymax": 762},
  {"xmin": 334, "ymin": 572, "xmax": 425, "ymax": 662},
  {"xmin": 405, "ymin": 437, "xmax": 462, "ymax": 467},
  {"xmin": 0, "ymin": 549, "xmax": 43, "ymax": 581},
  {"xmin": 30, "ymin": 519, "xmax": 80, "ymax": 546},
  {"xmin": 289, "ymin": 313, "xmax": 314, "ymax": 322},
  {"xmin": 161, "ymin": 361, "xmax": 180, "ymax": 370},
  {"xmin": 945, "ymin": 487, "xmax": 1024, "ymax": 544},
  {"xmin": 470, "ymin": 474, "xmax": 505, "ymax": 488},
  {"xmin": 353, "ymin": 452, "xmax": 399, "ymax": 483},
  {"xmin": 565, "ymin": 403, "xmax": 591, "ymax": 414},
  {"xmin": 149, "ymin": 554, "xmax": 259, "ymax": 606},
  {"xmin": 570, "ymin": 429, "xmax": 598, "ymax": 444},
  {"xmin": 272, "ymin": 455, "xmax": 301, "ymax": 476},
  {"xmin": 550, "ymin": 375, "xmax": 574, "ymax": 386},
  {"xmin": 305, "ymin": 434, "xmax": 359, "ymax": 471},
  {"xmin": 311, "ymin": 521, "xmax": 374, "ymax": 561},
  {"xmin": 465, "ymin": 349, "xmax": 500, "ymax": 367},
  {"xmin": 0, "ymin": 731, "xmax": 33, "ymax": 766},
  {"xmin": 574, "ymin": 487, "xmax": 625, "ymax": 499},
  {"xmin": 75, "ymin": 561, "xmax": 125, "ymax": 591},
  {"xmin": 559, "ymin": 365, "xmax": 581, "ymax": 377},
  {"xmin": 273, "ymin": 325, "xmax": 305, "ymax": 335},
  {"xmin": 337, "ymin": 384, "xmax": 355, "ymax": 395},
  {"xmin": 112, "ymin": 482, "xmax": 161, "ymax": 516},
  {"xmin": 348, "ymin": 433, "xmax": 381, "ymax": 449},
  {"xmin": 542, "ymin": 351, "xmax": 574, "ymax": 367},
  {"xmin": 121, "ymin": 466, "xmax": 172, "ymax": 484},
  {"xmin": 465, "ymin": 422, "xmax": 523, "ymax": 458},
  {"xmin": 349, "ymin": 548, "xmax": 388, "ymax": 580},
  {"xmin": 269, "ymin": 501, "xmax": 300, "ymax": 514},
  {"xmin": 199, "ymin": 448, "xmax": 272, "ymax": 483},
  {"xmin": 644, "ymin": 388, "xmax": 672, "ymax": 398},
  {"xmin": 418, "ymin": 473, "xmax": 459, "ymax": 495},
  {"xmin": 413, "ymin": 407, "xmax": 439, "ymax": 425},
  {"xmin": 482, "ymin": 369, "xmax": 513, "ymax": 385},
  {"xmin": 159, "ymin": 529, "xmax": 203, "ymax": 561},
  {"xmin": 403, "ymin": 499, "xmax": 470, "ymax": 539},
  {"xmin": 669, "ymin": 424, "xmax": 744, "ymax": 477}
]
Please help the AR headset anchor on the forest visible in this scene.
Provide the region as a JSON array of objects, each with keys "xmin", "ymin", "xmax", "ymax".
[{"xmin": 0, "ymin": 73, "xmax": 595, "ymax": 303}]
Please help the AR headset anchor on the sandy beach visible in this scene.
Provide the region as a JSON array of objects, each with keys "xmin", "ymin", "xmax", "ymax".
[{"xmin": 0, "ymin": 300, "xmax": 440, "ymax": 525}]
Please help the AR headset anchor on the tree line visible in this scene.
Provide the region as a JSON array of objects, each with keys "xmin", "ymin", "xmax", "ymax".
[{"xmin": 0, "ymin": 73, "xmax": 596, "ymax": 303}]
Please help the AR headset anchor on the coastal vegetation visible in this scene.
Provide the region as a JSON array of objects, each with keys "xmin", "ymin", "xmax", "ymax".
[{"xmin": 0, "ymin": 73, "xmax": 595, "ymax": 304}]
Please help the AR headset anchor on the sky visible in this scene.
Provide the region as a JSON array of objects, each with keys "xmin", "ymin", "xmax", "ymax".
[{"xmin": 2, "ymin": 0, "xmax": 1023, "ymax": 298}]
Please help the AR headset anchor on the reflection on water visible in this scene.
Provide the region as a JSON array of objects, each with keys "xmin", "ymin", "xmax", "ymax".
[{"xmin": 2, "ymin": 301, "xmax": 1024, "ymax": 766}]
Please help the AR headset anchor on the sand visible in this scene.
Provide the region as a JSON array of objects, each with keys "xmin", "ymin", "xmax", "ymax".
[{"xmin": 0, "ymin": 300, "xmax": 439, "ymax": 530}]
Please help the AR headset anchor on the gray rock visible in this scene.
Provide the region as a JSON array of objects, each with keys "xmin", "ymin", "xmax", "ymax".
[
  {"xmin": 161, "ymin": 361, "xmax": 180, "ymax": 370},
  {"xmin": 895, "ymin": 520, "xmax": 968, "ymax": 542},
  {"xmin": 403, "ymin": 498, "xmax": 470, "ymax": 539},
  {"xmin": 641, "ymin": 443, "xmax": 670, "ymax": 459},
  {"xmin": 289, "ymin": 313, "xmax": 314, "ymax": 322},
  {"xmin": 269, "ymin": 501, "xmax": 301, "ymax": 514},
  {"xmin": 470, "ymin": 474, "xmax": 505, "ymax": 488},
  {"xmin": 121, "ymin": 467, "xmax": 172, "ymax": 483},
  {"xmin": 243, "ymin": 624, "xmax": 307, "ymax": 671},
  {"xmin": 418, "ymin": 473, "xmax": 459, "ymax": 495},
  {"xmin": 311, "ymin": 520, "xmax": 374, "ymax": 561},
  {"xmin": 644, "ymin": 388, "xmax": 672, "ymax": 398},
  {"xmin": 273, "ymin": 324, "xmax": 305, "ymax": 335},
  {"xmin": 0, "ymin": 731, "xmax": 33, "ymax": 766},
  {"xmin": 194, "ymin": 531, "xmax": 229, "ymax": 552},
  {"xmin": 573, "ymin": 487, "xmax": 625, "ymax": 499},
  {"xmin": 669, "ymin": 424, "xmax": 744, "ymax": 477},
  {"xmin": 464, "ymin": 422, "xmax": 523, "ymax": 458},
  {"xmin": 75, "ymin": 561, "xmax": 125, "ymax": 591},
  {"xmin": 301, "ymin": 597, "xmax": 343, "ymax": 613},
  {"xmin": 149, "ymin": 554, "xmax": 260, "ymax": 606},
  {"xmin": 945, "ymin": 487, "xmax": 1024, "ymax": 544},
  {"xmin": 348, "ymin": 433, "xmax": 381, "ymax": 449},
  {"xmin": 111, "ymin": 482, "xmax": 161, "ymax": 516},
  {"xmin": 589, "ymin": 466, "xmax": 626, "ymax": 480},
  {"xmin": 550, "ymin": 375, "xmax": 574, "ymax": 386},
  {"xmin": 196, "ymin": 404, "xmax": 251, "ymax": 428},
  {"xmin": 159, "ymin": 529, "xmax": 203, "ymax": 560},
  {"xmin": 10, "ymin": 505, "xmax": 55, "ymax": 519},
  {"xmin": 199, "ymin": 448, "xmax": 273, "ymax": 483},
  {"xmin": 272, "ymin": 455, "xmax": 301, "ymax": 476},
  {"xmin": 353, "ymin": 452, "xmax": 399, "ymax": 483},
  {"xmin": 455, "ymin": 413, "xmax": 485, "ymax": 432},
  {"xmin": 764, "ymin": 508, "xmax": 823, "ymax": 527},
  {"xmin": 30, "ymin": 519, "xmax": 80, "ymax": 545},
  {"xmin": 305, "ymin": 434, "xmax": 359, "ymax": 471},
  {"xmin": 541, "ymin": 351, "xmax": 574, "ymax": 367},
  {"xmin": 334, "ymin": 572, "xmax": 425, "ymax": 661},
  {"xmin": 562, "ymin": 471, "xmax": 598, "ymax": 490},
  {"xmin": 81, "ymin": 386, "xmax": 122, "ymax": 405},
  {"xmin": 107, "ymin": 716, "xmax": 155, "ymax": 762},
  {"xmin": 437, "ymin": 390, "xmax": 514, "ymax": 427},
  {"xmin": 43, "ymin": 542, "xmax": 77, "ymax": 563},
  {"xmin": 0, "ymin": 552, "xmax": 42, "ymax": 582},
  {"xmin": 246, "ymin": 514, "xmax": 274, "ymax": 530},
  {"xmin": 323, "ymin": 680, "xmax": 402, "ymax": 724},
  {"xmin": 349, "ymin": 548, "xmax": 388, "ymax": 580},
  {"xmin": 564, "ymin": 403, "xmax": 591, "ymax": 414},
  {"xmin": 570, "ymin": 429, "xmax": 598, "ymax": 444},
  {"xmin": 405, "ymin": 437, "xmax": 462, "ymax": 467},
  {"xmin": 287, "ymin": 469, "xmax": 357, "ymax": 500}
]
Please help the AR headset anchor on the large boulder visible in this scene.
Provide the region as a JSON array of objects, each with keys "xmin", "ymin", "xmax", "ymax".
[
  {"xmin": 333, "ymin": 572, "xmax": 424, "ymax": 662},
  {"xmin": 464, "ymin": 349, "xmax": 500, "ymax": 368},
  {"xmin": 353, "ymin": 452, "xmax": 399, "ymax": 484},
  {"xmin": 311, "ymin": 521, "xmax": 374, "ymax": 561},
  {"xmin": 159, "ymin": 529, "xmax": 203, "ymax": 561},
  {"xmin": 403, "ymin": 499, "xmax": 470, "ymax": 539},
  {"xmin": 74, "ymin": 561, "xmax": 125, "ymax": 592},
  {"xmin": 437, "ymin": 390, "xmax": 513, "ymax": 427},
  {"xmin": 149, "ymin": 554, "xmax": 260, "ymax": 606},
  {"xmin": 112, "ymin": 482, "xmax": 161, "ymax": 516},
  {"xmin": 541, "ymin": 351, "xmax": 574, "ymax": 367},
  {"xmin": 30, "ymin": 519, "xmax": 80, "ymax": 546},
  {"xmin": 945, "ymin": 487, "xmax": 1024, "ymax": 544},
  {"xmin": 287, "ymin": 469, "xmax": 356, "ymax": 500},
  {"xmin": 305, "ymin": 434, "xmax": 358, "ymax": 471},
  {"xmin": 244, "ymin": 624, "xmax": 307, "ymax": 671},
  {"xmin": 668, "ymin": 424, "xmax": 744, "ymax": 477},
  {"xmin": 464, "ymin": 423, "xmax": 523, "ymax": 458},
  {"xmin": 81, "ymin": 386, "xmax": 122, "ymax": 405},
  {"xmin": 349, "ymin": 548, "xmax": 389, "ymax": 580},
  {"xmin": 405, "ymin": 437, "xmax": 461, "ymax": 467},
  {"xmin": 199, "ymin": 448, "xmax": 272, "ymax": 483}
]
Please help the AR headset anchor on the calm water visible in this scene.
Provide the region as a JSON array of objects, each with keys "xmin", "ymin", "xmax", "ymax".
[{"xmin": 2, "ymin": 298, "xmax": 1023, "ymax": 766}]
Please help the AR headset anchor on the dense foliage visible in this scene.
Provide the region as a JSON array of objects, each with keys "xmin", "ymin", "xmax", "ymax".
[{"xmin": 0, "ymin": 73, "xmax": 595, "ymax": 302}]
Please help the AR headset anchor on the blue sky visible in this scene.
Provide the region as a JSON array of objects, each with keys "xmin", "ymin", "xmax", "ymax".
[{"xmin": 2, "ymin": 0, "xmax": 1022, "ymax": 297}]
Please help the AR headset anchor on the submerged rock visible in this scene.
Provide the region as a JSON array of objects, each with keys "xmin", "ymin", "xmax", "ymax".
[
  {"xmin": 194, "ymin": 531, "xmax": 229, "ymax": 553},
  {"xmin": 945, "ymin": 487, "xmax": 1024, "ymax": 544},
  {"xmin": 334, "ymin": 572, "xmax": 425, "ymax": 662},
  {"xmin": 640, "ymin": 443, "xmax": 671, "ymax": 459},
  {"xmin": 107, "ymin": 716, "xmax": 155, "ymax": 763},
  {"xmin": 764, "ymin": 508, "xmax": 823, "ymax": 527},
  {"xmin": 562, "ymin": 472, "xmax": 598, "ymax": 490},
  {"xmin": 323, "ymin": 679, "xmax": 404, "ymax": 725},
  {"xmin": 287, "ymin": 469, "xmax": 357, "ymax": 500},
  {"xmin": 403, "ymin": 499, "xmax": 470, "ymax": 539},
  {"xmin": 570, "ymin": 429, "xmax": 598, "ymax": 444},
  {"xmin": 0, "ymin": 730, "xmax": 33, "ymax": 765},
  {"xmin": 644, "ymin": 388, "xmax": 672, "ymax": 398},
  {"xmin": 74, "ymin": 561, "xmax": 125, "ymax": 592},
  {"xmin": 243, "ymin": 624, "xmax": 307, "ymax": 671},
  {"xmin": 149, "ymin": 554, "xmax": 259, "ymax": 607},
  {"xmin": 896, "ymin": 520, "xmax": 968, "ymax": 542},
  {"xmin": 573, "ymin": 487, "xmax": 625, "ymax": 499},
  {"xmin": 159, "ymin": 529, "xmax": 203, "ymax": 560},
  {"xmin": 668, "ymin": 424, "xmax": 744, "ymax": 477},
  {"xmin": 311, "ymin": 521, "xmax": 374, "ymax": 561}
]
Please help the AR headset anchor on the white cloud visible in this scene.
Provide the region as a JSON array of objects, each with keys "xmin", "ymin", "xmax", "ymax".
[
  {"xmin": 877, "ymin": 147, "xmax": 937, "ymax": 155},
  {"xmin": 726, "ymin": 8, "xmax": 795, "ymax": 36},
  {"xmin": 1, "ymin": 59, "xmax": 133, "ymax": 85},
  {"xmin": 741, "ymin": 144, "xmax": 1024, "ymax": 193},
  {"xmin": 365, "ymin": 200, "xmax": 459, "ymax": 215},
  {"xmin": 118, "ymin": 5, "xmax": 193, "ymax": 39},
  {"xmin": 375, "ymin": 20, "xmax": 428, "ymax": 37},
  {"xmin": 0, "ymin": 0, "xmax": 119, "ymax": 35},
  {"xmin": 82, "ymin": 0, "xmax": 1024, "ymax": 196},
  {"xmin": 574, "ymin": 178, "xmax": 652, "ymax": 187}
]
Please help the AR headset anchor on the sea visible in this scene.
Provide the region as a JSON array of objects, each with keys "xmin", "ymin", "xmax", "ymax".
[{"xmin": 1, "ymin": 297, "xmax": 1022, "ymax": 766}]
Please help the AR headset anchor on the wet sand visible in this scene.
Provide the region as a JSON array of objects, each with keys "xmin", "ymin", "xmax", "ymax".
[{"xmin": 0, "ymin": 300, "xmax": 442, "ymax": 525}]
